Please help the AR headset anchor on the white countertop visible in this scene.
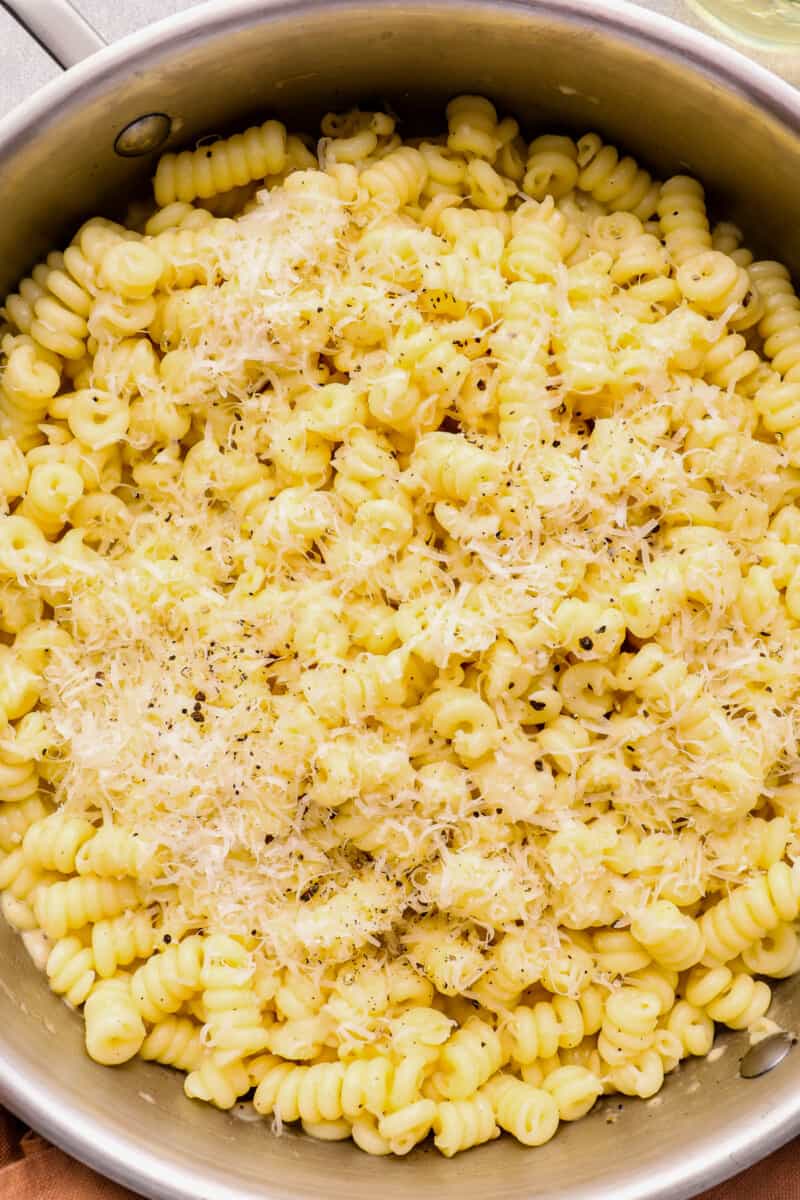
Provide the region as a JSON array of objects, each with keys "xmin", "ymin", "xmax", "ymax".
[{"xmin": 0, "ymin": 0, "xmax": 796, "ymax": 123}]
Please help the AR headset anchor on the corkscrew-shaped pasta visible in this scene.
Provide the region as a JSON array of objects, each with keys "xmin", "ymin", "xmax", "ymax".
[
  {"xmin": 606, "ymin": 1047, "xmax": 666, "ymax": 1099},
  {"xmin": 446, "ymin": 95, "xmax": 506, "ymax": 161},
  {"xmin": 628, "ymin": 965, "xmax": 679, "ymax": 1017},
  {"xmin": 741, "ymin": 923, "xmax": 800, "ymax": 978},
  {"xmin": 6, "ymin": 220, "xmax": 132, "ymax": 360},
  {"xmin": 598, "ymin": 988, "xmax": 661, "ymax": 1065},
  {"xmin": 431, "ymin": 1017, "xmax": 505, "ymax": 1100},
  {"xmin": 432, "ymin": 1094, "xmax": 500, "ymax": 1156},
  {"xmin": 576, "ymin": 134, "xmax": 659, "ymax": 220},
  {"xmin": 700, "ymin": 862, "xmax": 800, "ymax": 963},
  {"xmin": 33, "ymin": 876, "xmax": 140, "ymax": 940},
  {"xmin": 0, "ymin": 752, "xmax": 39, "ymax": 807},
  {"xmin": 154, "ymin": 120, "xmax": 288, "ymax": 207},
  {"xmin": 140, "ymin": 1015, "xmax": 205, "ymax": 1073},
  {"xmin": 712, "ymin": 221, "xmax": 751, "ymax": 264},
  {"xmin": 483, "ymin": 1074, "xmax": 560, "ymax": 1147},
  {"xmin": 502, "ymin": 201, "xmax": 563, "ymax": 283},
  {"xmin": 75, "ymin": 826, "xmax": 149, "ymax": 879},
  {"xmin": 91, "ymin": 909, "xmax": 158, "ymax": 978},
  {"xmin": 23, "ymin": 812, "xmax": 95, "ymax": 874},
  {"xmin": 503, "ymin": 989, "xmax": 604, "ymax": 1066},
  {"xmin": 0, "ymin": 847, "xmax": 54, "ymax": 931},
  {"xmin": 0, "ymin": 796, "xmax": 49, "ymax": 853},
  {"xmin": 421, "ymin": 687, "xmax": 498, "ymax": 763},
  {"xmin": 657, "ymin": 176, "xmax": 712, "ymax": 266},
  {"xmin": 753, "ymin": 379, "xmax": 800, "ymax": 465},
  {"xmin": 683, "ymin": 965, "xmax": 772, "ymax": 1030},
  {"xmin": 145, "ymin": 219, "xmax": 235, "ymax": 289},
  {"xmin": 556, "ymin": 308, "xmax": 614, "ymax": 394},
  {"xmin": 253, "ymin": 1054, "xmax": 425, "ymax": 1123},
  {"xmin": 630, "ymin": 901, "xmax": 705, "ymax": 972},
  {"xmin": 84, "ymin": 976, "xmax": 146, "ymax": 1066},
  {"xmin": 143, "ymin": 201, "xmax": 207, "ymax": 236},
  {"xmin": 46, "ymin": 935, "xmax": 96, "ymax": 1005},
  {"xmin": 542, "ymin": 1065, "xmax": 603, "ymax": 1121},
  {"xmin": 750, "ymin": 260, "xmax": 800, "ymax": 380},
  {"xmin": 361, "ymin": 147, "xmax": 428, "ymax": 209},
  {"xmin": 131, "ymin": 935, "xmax": 205, "ymax": 1023},
  {"xmin": 675, "ymin": 251, "xmax": 750, "ymax": 317},
  {"xmin": 17, "ymin": 462, "xmax": 84, "ymax": 538},
  {"xmin": 201, "ymin": 933, "xmax": 271, "ymax": 1063},
  {"xmin": 184, "ymin": 1056, "xmax": 251, "ymax": 1110},
  {"xmin": 0, "ymin": 336, "xmax": 61, "ymax": 449},
  {"xmin": 702, "ymin": 333, "xmax": 761, "ymax": 390},
  {"xmin": 666, "ymin": 1001, "xmax": 715, "ymax": 1058},
  {"xmin": 407, "ymin": 432, "xmax": 499, "ymax": 501},
  {"xmin": 523, "ymin": 135, "xmax": 578, "ymax": 201},
  {"xmin": 7, "ymin": 252, "xmax": 90, "ymax": 359}
]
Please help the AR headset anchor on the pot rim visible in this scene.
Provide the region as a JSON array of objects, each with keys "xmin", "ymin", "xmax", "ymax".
[
  {"xmin": 0, "ymin": 0, "xmax": 799, "ymax": 163},
  {"xmin": 1, "ymin": 1, "xmax": 800, "ymax": 1197}
]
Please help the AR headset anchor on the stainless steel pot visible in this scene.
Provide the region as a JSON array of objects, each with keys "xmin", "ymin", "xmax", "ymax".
[{"xmin": 0, "ymin": 1, "xmax": 799, "ymax": 1196}]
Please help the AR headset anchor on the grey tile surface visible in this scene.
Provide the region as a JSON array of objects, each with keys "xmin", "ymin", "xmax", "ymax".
[
  {"xmin": 78, "ymin": 0, "xmax": 200, "ymax": 45},
  {"xmin": 0, "ymin": 9, "xmax": 59, "ymax": 122}
]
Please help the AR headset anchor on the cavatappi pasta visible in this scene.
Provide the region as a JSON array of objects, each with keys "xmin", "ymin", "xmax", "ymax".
[{"xmin": 1, "ymin": 96, "xmax": 800, "ymax": 1157}]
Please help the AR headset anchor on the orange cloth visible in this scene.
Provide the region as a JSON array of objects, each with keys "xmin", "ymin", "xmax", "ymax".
[
  {"xmin": 0, "ymin": 1106, "xmax": 797, "ymax": 1198},
  {"xmin": 0, "ymin": 1111, "xmax": 135, "ymax": 1199}
]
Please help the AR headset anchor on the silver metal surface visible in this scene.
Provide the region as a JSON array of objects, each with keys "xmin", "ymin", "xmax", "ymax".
[
  {"xmin": 114, "ymin": 112, "xmax": 173, "ymax": 157},
  {"xmin": 739, "ymin": 1032, "xmax": 797, "ymax": 1079},
  {"xmin": 0, "ymin": 0, "xmax": 104, "ymax": 67},
  {"xmin": 0, "ymin": 1, "xmax": 799, "ymax": 1198}
]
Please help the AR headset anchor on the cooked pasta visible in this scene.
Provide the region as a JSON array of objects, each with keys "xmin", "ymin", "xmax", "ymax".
[{"xmin": 0, "ymin": 96, "xmax": 799, "ymax": 1159}]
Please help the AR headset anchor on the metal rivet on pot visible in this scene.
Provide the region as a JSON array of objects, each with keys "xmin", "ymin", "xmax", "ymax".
[
  {"xmin": 739, "ymin": 1032, "xmax": 796, "ymax": 1079},
  {"xmin": 114, "ymin": 113, "xmax": 172, "ymax": 158}
]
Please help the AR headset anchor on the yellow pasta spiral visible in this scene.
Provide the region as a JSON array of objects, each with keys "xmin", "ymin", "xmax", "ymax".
[
  {"xmin": 598, "ymin": 987, "xmax": 661, "ymax": 1065},
  {"xmin": 750, "ymin": 260, "xmax": 800, "ymax": 381},
  {"xmin": 22, "ymin": 811, "xmax": 95, "ymax": 874},
  {"xmin": 657, "ymin": 175, "xmax": 712, "ymax": 266},
  {"xmin": 91, "ymin": 909, "xmax": 158, "ymax": 978},
  {"xmin": 503, "ymin": 989, "xmax": 604, "ymax": 1065},
  {"xmin": 700, "ymin": 862, "xmax": 800, "ymax": 964},
  {"xmin": 253, "ymin": 1054, "xmax": 425, "ymax": 1124},
  {"xmin": 154, "ymin": 120, "xmax": 288, "ymax": 206},
  {"xmin": 84, "ymin": 975, "xmax": 146, "ymax": 1065},
  {"xmin": 131, "ymin": 935, "xmax": 205, "ymax": 1023},
  {"xmin": 184, "ymin": 1056, "xmax": 250, "ymax": 1110},
  {"xmin": 0, "ymin": 336, "xmax": 61, "ymax": 449},
  {"xmin": 34, "ymin": 875, "xmax": 140, "ymax": 940},
  {"xmin": 446, "ymin": 95, "xmax": 504, "ymax": 161},
  {"xmin": 140, "ymin": 1015, "xmax": 205, "ymax": 1072},
  {"xmin": 523, "ymin": 135, "xmax": 578, "ymax": 200},
  {"xmin": 577, "ymin": 133, "xmax": 659, "ymax": 219},
  {"xmin": 75, "ymin": 826, "xmax": 149, "ymax": 879},
  {"xmin": 432, "ymin": 1094, "xmax": 500, "ymax": 1156},
  {"xmin": 432, "ymin": 1017, "xmax": 505, "ymax": 1099},
  {"xmin": 46, "ymin": 935, "xmax": 95, "ymax": 1005},
  {"xmin": 0, "ymin": 796, "xmax": 50, "ymax": 853},
  {"xmin": 483, "ymin": 1074, "xmax": 560, "ymax": 1146},
  {"xmin": 542, "ymin": 1064, "xmax": 603, "ymax": 1120},
  {"xmin": 201, "ymin": 933, "xmax": 271, "ymax": 1063},
  {"xmin": 684, "ymin": 965, "xmax": 772, "ymax": 1030},
  {"xmin": 630, "ymin": 901, "xmax": 705, "ymax": 972},
  {"xmin": 361, "ymin": 147, "xmax": 428, "ymax": 209}
]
